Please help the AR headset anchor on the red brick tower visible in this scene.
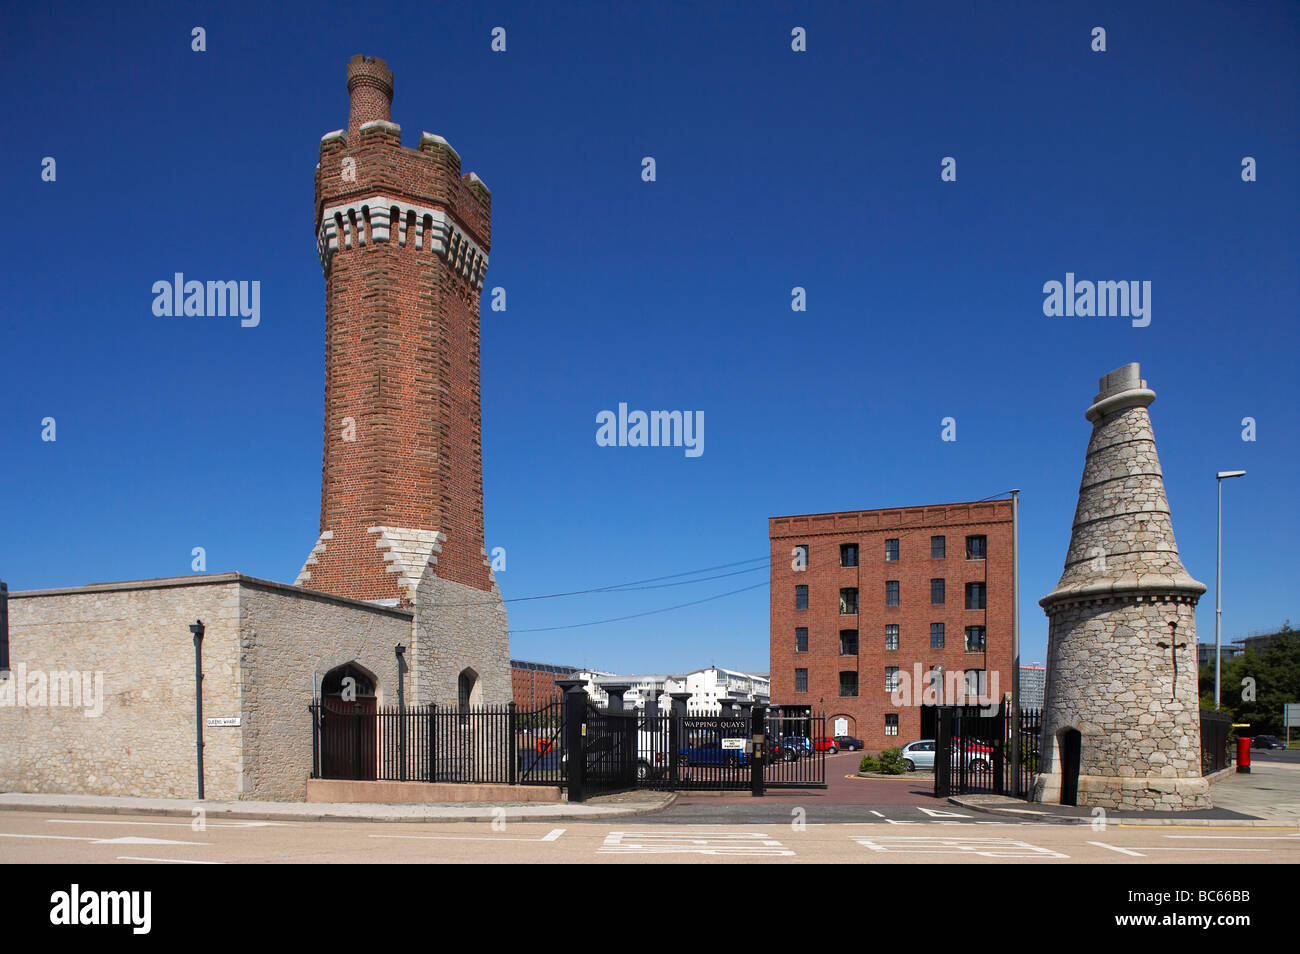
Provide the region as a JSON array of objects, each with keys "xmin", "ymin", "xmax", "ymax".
[{"xmin": 296, "ymin": 56, "xmax": 496, "ymax": 607}]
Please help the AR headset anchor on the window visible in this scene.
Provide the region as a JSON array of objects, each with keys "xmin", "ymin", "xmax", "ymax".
[
  {"xmin": 931, "ymin": 578, "xmax": 945, "ymax": 604},
  {"xmin": 885, "ymin": 538, "xmax": 899, "ymax": 562},
  {"xmin": 931, "ymin": 535, "xmax": 946, "ymax": 559},
  {"xmin": 966, "ymin": 535, "xmax": 987, "ymax": 560},
  {"xmin": 885, "ymin": 667, "xmax": 900, "ymax": 692},
  {"xmin": 884, "ymin": 624, "xmax": 899, "ymax": 651},
  {"xmin": 965, "ymin": 625, "xmax": 986, "ymax": 652},
  {"xmin": 840, "ymin": 543, "xmax": 859, "ymax": 567},
  {"xmin": 792, "ymin": 543, "xmax": 809, "ymax": 570},
  {"xmin": 885, "ymin": 580, "xmax": 900, "ymax": 606},
  {"xmin": 795, "ymin": 585, "xmax": 808, "ymax": 610},
  {"xmin": 930, "ymin": 622, "xmax": 945, "ymax": 649},
  {"xmin": 965, "ymin": 582, "xmax": 986, "ymax": 610},
  {"xmin": 840, "ymin": 587, "xmax": 858, "ymax": 615},
  {"xmin": 840, "ymin": 629, "xmax": 859, "ymax": 655},
  {"xmin": 795, "ymin": 668, "xmax": 808, "ymax": 693},
  {"xmin": 926, "ymin": 667, "xmax": 942, "ymax": 701},
  {"xmin": 885, "ymin": 713, "xmax": 899, "ymax": 736},
  {"xmin": 795, "ymin": 627, "xmax": 808, "ymax": 652},
  {"xmin": 964, "ymin": 669, "xmax": 988, "ymax": 700},
  {"xmin": 839, "ymin": 672, "xmax": 859, "ymax": 697}
]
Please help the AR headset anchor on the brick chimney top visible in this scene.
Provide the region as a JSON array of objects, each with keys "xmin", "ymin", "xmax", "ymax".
[{"xmin": 347, "ymin": 55, "xmax": 394, "ymax": 138}]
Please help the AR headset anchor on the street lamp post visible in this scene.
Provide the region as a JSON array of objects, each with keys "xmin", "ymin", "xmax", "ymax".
[{"xmin": 1215, "ymin": 470, "xmax": 1246, "ymax": 710}]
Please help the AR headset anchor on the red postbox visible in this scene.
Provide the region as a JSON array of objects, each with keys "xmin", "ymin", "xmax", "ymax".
[{"xmin": 1236, "ymin": 737, "xmax": 1251, "ymax": 773}]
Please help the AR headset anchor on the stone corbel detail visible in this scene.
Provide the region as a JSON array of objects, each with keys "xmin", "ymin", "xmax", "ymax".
[
  {"xmin": 317, "ymin": 194, "xmax": 488, "ymax": 288},
  {"xmin": 294, "ymin": 530, "xmax": 334, "ymax": 586},
  {"xmin": 368, "ymin": 527, "xmax": 447, "ymax": 601}
]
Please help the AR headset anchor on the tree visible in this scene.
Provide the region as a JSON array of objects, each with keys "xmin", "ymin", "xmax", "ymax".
[{"xmin": 1199, "ymin": 622, "xmax": 1299, "ymax": 735}]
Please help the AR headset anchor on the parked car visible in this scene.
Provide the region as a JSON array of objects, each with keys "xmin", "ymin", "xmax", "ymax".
[
  {"xmin": 901, "ymin": 739, "xmax": 936, "ymax": 771},
  {"xmin": 834, "ymin": 735, "xmax": 864, "ymax": 751},
  {"xmin": 812, "ymin": 736, "xmax": 841, "ymax": 753},
  {"xmin": 899, "ymin": 739, "xmax": 994, "ymax": 772},
  {"xmin": 679, "ymin": 738, "xmax": 751, "ymax": 768},
  {"xmin": 764, "ymin": 736, "xmax": 798, "ymax": 763},
  {"xmin": 637, "ymin": 729, "xmax": 670, "ymax": 779},
  {"xmin": 1252, "ymin": 735, "xmax": 1286, "ymax": 750},
  {"xmin": 780, "ymin": 736, "xmax": 814, "ymax": 759}
]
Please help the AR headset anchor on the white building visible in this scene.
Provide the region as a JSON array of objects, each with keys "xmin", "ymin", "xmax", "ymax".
[
  {"xmin": 683, "ymin": 667, "xmax": 770, "ymax": 715},
  {"xmin": 581, "ymin": 666, "xmax": 770, "ymax": 716}
]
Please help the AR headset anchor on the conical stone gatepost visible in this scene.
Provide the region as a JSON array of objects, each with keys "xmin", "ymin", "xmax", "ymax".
[{"xmin": 1033, "ymin": 363, "xmax": 1211, "ymax": 811}]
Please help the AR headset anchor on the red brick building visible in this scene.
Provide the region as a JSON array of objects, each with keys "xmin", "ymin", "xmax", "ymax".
[
  {"xmin": 511, "ymin": 659, "xmax": 579, "ymax": 708},
  {"xmin": 297, "ymin": 55, "xmax": 495, "ymax": 604},
  {"xmin": 769, "ymin": 500, "xmax": 1015, "ymax": 753}
]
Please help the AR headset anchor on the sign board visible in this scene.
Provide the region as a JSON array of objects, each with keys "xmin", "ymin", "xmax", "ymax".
[
  {"xmin": 834, "ymin": 717, "xmax": 849, "ymax": 737},
  {"xmin": 721, "ymin": 738, "xmax": 746, "ymax": 750},
  {"xmin": 206, "ymin": 717, "xmax": 240, "ymax": 727},
  {"xmin": 1284, "ymin": 704, "xmax": 1300, "ymax": 728}
]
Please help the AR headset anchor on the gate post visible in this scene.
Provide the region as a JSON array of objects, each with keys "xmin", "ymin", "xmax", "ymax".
[
  {"xmin": 558, "ymin": 680, "xmax": 588, "ymax": 803},
  {"xmin": 508, "ymin": 701, "xmax": 518, "ymax": 785},
  {"xmin": 669, "ymin": 691, "xmax": 691, "ymax": 786},
  {"xmin": 603, "ymin": 683, "xmax": 630, "ymax": 713},
  {"xmin": 751, "ymin": 704, "xmax": 766, "ymax": 797},
  {"xmin": 935, "ymin": 706, "xmax": 952, "ymax": 797}
]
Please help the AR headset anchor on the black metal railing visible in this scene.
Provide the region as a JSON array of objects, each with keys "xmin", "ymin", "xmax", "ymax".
[
  {"xmin": 309, "ymin": 699, "xmax": 829, "ymax": 794},
  {"xmin": 311, "ymin": 700, "xmax": 562, "ymax": 786},
  {"xmin": 1201, "ymin": 709, "xmax": 1233, "ymax": 775}
]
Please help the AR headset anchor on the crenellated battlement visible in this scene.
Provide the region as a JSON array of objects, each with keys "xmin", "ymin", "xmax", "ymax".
[{"xmin": 316, "ymin": 194, "xmax": 488, "ymax": 287}]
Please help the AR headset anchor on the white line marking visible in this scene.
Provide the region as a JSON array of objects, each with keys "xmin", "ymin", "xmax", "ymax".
[
  {"xmin": 116, "ymin": 856, "xmax": 224, "ymax": 864},
  {"xmin": 0, "ymin": 832, "xmax": 206, "ymax": 846},
  {"xmin": 369, "ymin": 830, "xmax": 565, "ymax": 844},
  {"xmin": 918, "ymin": 808, "xmax": 971, "ymax": 818},
  {"xmin": 48, "ymin": 819, "xmax": 289, "ymax": 829},
  {"xmin": 599, "ymin": 830, "xmax": 794, "ymax": 856},
  {"xmin": 854, "ymin": 836, "xmax": 1067, "ymax": 858},
  {"xmin": 1090, "ymin": 841, "xmax": 1144, "ymax": 856},
  {"xmin": 1161, "ymin": 834, "xmax": 1300, "ymax": 840},
  {"xmin": 868, "ymin": 810, "xmax": 884, "ymax": 818}
]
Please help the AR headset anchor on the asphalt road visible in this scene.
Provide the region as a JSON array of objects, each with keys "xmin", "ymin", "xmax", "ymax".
[{"xmin": 1, "ymin": 809, "xmax": 1298, "ymax": 864}]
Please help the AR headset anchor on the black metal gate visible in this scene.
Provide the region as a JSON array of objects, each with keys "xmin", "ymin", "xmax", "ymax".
[
  {"xmin": 934, "ymin": 703, "xmax": 1042, "ymax": 797},
  {"xmin": 583, "ymin": 704, "xmax": 639, "ymax": 797}
]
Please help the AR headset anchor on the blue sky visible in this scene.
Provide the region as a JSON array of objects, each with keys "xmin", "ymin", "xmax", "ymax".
[{"xmin": 2, "ymin": 1, "xmax": 1296, "ymax": 676}]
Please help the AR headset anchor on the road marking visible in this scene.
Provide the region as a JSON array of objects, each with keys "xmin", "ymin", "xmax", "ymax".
[
  {"xmin": 918, "ymin": 808, "xmax": 971, "ymax": 818},
  {"xmin": 853, "ymin": 836, "xmax": 1068, "ymax": 858},
  {"xmin": 370, "ymin": 828, "xmax": 567, "ymax": 844},
  {"xmin": 48, "ymin": 819, "xmax": 290, "ymax": 829},
  {"xmin": 116, "ymin": 856, "xmax": 224, "ymax": 864},
  {"xmin": 600, "ymin": 829, "xmax": 794, "ymax": 856},
  {"xmin": 0, "ymin": 832, "xmax": 206, "ymax": 846},
  {"xmin": 1161, "ymin": 834, "xmax": 1300, "ymax": 840},
  {"xmin": 868, "ymin": 811, "xmax": 884, "ymax": 818},
  {"xmin": 1090, "ymin": 841, "xmax": 1144, "ymax": 856}
]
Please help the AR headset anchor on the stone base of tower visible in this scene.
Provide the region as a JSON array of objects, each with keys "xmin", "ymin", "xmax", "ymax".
[
  {"xmin": 1031, "ymin": 772, "xmax": 1211, "ymax": 811},
  {"xmin": 411, "ymin": 570, "xmax": 511, "ymax": 707}
]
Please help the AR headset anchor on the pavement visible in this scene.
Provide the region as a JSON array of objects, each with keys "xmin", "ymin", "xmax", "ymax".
[
  {"xmin": 949, "ymin": 760, "xmax": 1300, "ymax": 827},
  {"xmin": 0, "ymin": 790, "xmax": 677, "ymax": 824}
]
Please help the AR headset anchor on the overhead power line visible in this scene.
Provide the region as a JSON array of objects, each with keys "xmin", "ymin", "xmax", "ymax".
[
  {"xmin": 428, "ymin": 555, "xmax": 770, "ymax": 608},
  {"xmin": 509, "ymin": 580, "xmax": 769, "ymax": 634}
]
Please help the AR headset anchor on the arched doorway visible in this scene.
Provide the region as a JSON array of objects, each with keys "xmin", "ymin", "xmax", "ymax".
[
  {"xmin": 458, "ymin": 667, "xmax": 482, "ymax": 713},
  {"xmin": 1058, "ymin": 728, "xmax": 1081, "ymax": 806},
  {"xmin": 320, "ymin": 662, "xmax": 378, "ymax": 780}
]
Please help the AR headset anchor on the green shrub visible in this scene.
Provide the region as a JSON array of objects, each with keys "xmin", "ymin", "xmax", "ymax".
[{"xmin": 859, "ymin": 747, "xmax": 906, "ymax": 775}]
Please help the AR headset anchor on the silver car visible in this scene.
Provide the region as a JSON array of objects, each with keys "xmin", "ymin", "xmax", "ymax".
[{"xmin": 901, "ymin": 739, "xmax": 936, "ymax": 771}]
